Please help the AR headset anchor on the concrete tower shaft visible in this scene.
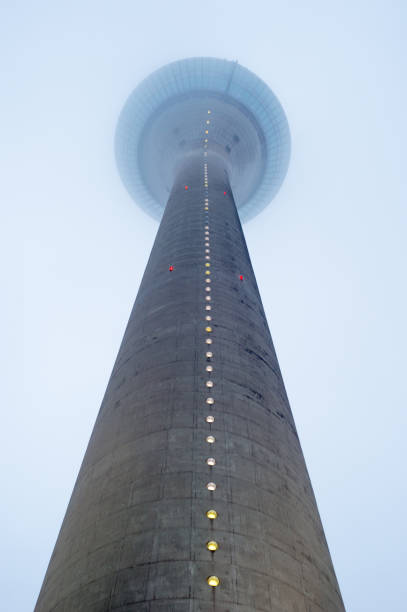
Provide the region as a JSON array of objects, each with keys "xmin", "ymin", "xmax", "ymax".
[{"xmin": 36, "ymin": 152, "xmax": 345, "ymax": 611}]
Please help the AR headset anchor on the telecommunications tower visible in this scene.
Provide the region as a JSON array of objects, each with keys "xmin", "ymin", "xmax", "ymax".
[{"xmin": 36, "ymin": 58, "xmax": 345, "ymax": 611}]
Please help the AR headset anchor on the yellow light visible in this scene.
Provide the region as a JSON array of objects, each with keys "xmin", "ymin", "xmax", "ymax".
[
  {"xmin": 205, "ymin": 262, "xmax": 210, "ymax": 267},
  {"xmin": 205, "ymin": 326, "xmax": 212, "ymax": 332},
  {"xmin": 206, "ymin": 509, "xmax": 218, "ymax": 519},
  {"xmin": 204, "ymin": 207, "xmax": 208, "ymax": 210},
  {"xmin": 205, "ymin": 130, "xmax": 209, "ymax": 134},
  {"xmin": 205, "ymin": 270, "xmax": 211, "ymax": 275},
  {"xmin": 206, "ymin": 540, "xmax": 219, "ymax": 551},
  {"xmin": 207, "ymin": 576, "xmax": 219, "ymax": 587}
]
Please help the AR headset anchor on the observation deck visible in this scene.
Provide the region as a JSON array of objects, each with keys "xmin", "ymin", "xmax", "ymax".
[{"xmin": 115, "ymin": 57, "xmax": 290, "ymax": 222}]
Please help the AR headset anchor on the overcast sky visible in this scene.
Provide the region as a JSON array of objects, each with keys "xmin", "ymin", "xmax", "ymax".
[{"xmin": 2, "ymin": 1, "xmax": 406, "ymax": 610}]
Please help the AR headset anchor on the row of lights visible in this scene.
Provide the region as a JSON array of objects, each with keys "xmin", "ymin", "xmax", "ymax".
[
  {"xmin": 169, "ymin": 116, "xmax": 251, "ymax": 589},
  {"xmin": 175, "ymin": 119, "xmax": 244, "ymax": 590},
  {"xmin": 203, "ymin": 141, "xmax": 220, "ymax": 591}
]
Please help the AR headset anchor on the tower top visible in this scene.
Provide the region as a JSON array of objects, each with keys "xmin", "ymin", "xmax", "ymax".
[{"xmin": 115, "ymin": 57, "xmax": 290, "ymax": 222}]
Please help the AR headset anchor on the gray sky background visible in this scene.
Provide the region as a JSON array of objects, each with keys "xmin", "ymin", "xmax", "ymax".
[{"xmin": 1, "ymin": 1, "xmax": 406, "ymax": 610}]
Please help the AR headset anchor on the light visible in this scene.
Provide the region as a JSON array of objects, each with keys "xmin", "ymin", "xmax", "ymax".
[
  {"xmin": 205, "ymin": 296, "xmax": 211, "ymax": 301},
  {"xmin": 206, "ymin": 415, "xmax": 214, "ymax": 423},
  {"xmin": 207, "ymin": 457, "xmax": 216, "ymax": 466},
  {"xmin": 205, "ymin": 305, "xmax": 212, "ymax": 311},
  {"xmin": 205, "ymin": 262, "xmax": 210, "ymax": 267},
  {"xmin": 207, "ymin": 576, "xmax": 219, "ymax": 587},
  {"xmin": 205, "ymin": 255, "xmax": 210, "ymax": 260},
  {"xmin": 223, "ymin": 191, "xmax": 227, "ymax": 195},
  {"xmin": 205, "ymin": 326, "xmax": 212, "ymax": 332},
  {"xmin": 206, "ymin": 380, "xmax": 213, "ymax": 388},
  {"xmin": 205, "ymin": 270, "xmax": 211, "ymax": 275},
  {"xmin": 205, "ymin": 286, "xmax": 211, "ymax": 292},
  {"xmin": 206, "ymin": 351, "xmax": 213, "ymax": 358},
  {"xmin": 205, "ymin": 316, "xmax": 212, "ymax": 321},
  {"xmin": 204, "ymin": 225, "xmax": 209, "ymax": 229},
  {"xmin": 169, "ymin": 265, "xmax": 174, "ymax": 272},
  {"xmin": 204, "ymin": 206, "xmax": 208, "ymax": 210},
  {"xmin": 206, "ymin": 364, "xmax": 213, "ymax": 370},
  {"xmin": 206, "ymin": 509, "xmax": 218, "ymax": 519},
  {"xmin": 239, "ymin": 275, "xmax": 243, "ymax": 281},
  {"xmin": 206, "ymin": 540, "xmax": 219, "ymax": 551},
  {"xmin": 208, "ymin": 110, "xmax": 211, "ymax": 114},
  {"xmin": 206, "ymin": 397, "xmax": 214, "ymax": 404},
  {"xmin": 185, "ymin": 185, "xmax": 188, "ymax": 190},
  {"xmin": 206, "ymin": 482, "xmax": 216, "ymax": 491},
  {"xmin": 205, "ymin": 130, "xmax": 209, "ymax": 134},
  {"xmin": 204, "ymin": 139, "xmax": 208, "ymax": 143},
  {"xmin": 205, "ymin": 278, "xmax": 211, "ymax": 283},
  {"xmin": 206, "ymin": 435, "xmax": 215, "ymax": 444},
  {"xmin": 205, "ymin": 249, "xmax": 210, "ymax": 253},
  {"xmin": 206, "ymin": 338, "xmax": 212, "ymax": 344},
  {"xmin": 206, "ymin": 120, "xmax": 210, "ymax": 124}
]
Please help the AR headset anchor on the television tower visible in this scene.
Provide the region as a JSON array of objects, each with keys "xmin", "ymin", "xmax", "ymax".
[{"xmin": 36, "ymin": 58, "xmax": 345, "ymax": 611}]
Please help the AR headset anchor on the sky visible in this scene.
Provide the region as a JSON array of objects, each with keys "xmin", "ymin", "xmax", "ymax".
[{"xmin": 1, "ymin": 1, "xmax": 406, "ymax": 610}]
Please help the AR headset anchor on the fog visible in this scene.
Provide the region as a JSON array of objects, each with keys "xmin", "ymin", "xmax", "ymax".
[{"xmin": 1, "ymin": 1, "xmax": 406, "ymax": 610}]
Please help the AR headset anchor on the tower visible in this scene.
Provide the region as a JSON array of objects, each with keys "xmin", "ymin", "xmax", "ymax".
[{"xmin": 36, "ymin": 58, "xmax": 345, "ymax": 611}]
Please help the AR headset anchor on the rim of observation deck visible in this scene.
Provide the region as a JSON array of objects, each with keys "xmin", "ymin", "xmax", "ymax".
[{"xmin": 115, "ymin": 57, "xmax": 290, "ymax": 223}]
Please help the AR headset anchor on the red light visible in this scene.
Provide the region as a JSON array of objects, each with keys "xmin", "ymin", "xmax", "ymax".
[
  {"xmin": 239, "ymin": 275, "xmax": 243, "ymax": 281},
  {"xmin": 185, "ymin": 185, "xmax": 188, "ymax": 190},
  {"xmin": 169, "ymin": 266, "xmax": 174, "ymax": 272},
  {"xmin": 223, "ymin": 191, "xmax": 227, "ymax": 195}
]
